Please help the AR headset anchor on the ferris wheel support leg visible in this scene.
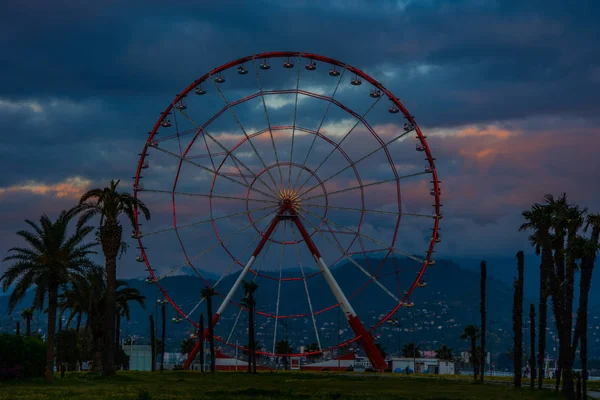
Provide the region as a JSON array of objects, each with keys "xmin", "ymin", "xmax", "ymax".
[
  {"xmin": 183, "ymin": 212, "xmax": 282, "ymax": 370},
  {"xmin": 293, "ymin": 217, "xmax": 387, "ymax": 371}
]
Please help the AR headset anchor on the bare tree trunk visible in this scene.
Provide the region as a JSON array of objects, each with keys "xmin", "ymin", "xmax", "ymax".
[
  {"xmin": 530, "ymin": 304, "xmax": 536, "ymax": 389},
  {"xmin": 480, "ymin": 260, "xmax": 486, "ymax": 383},
  {"xmin": 45, "ymin": 283, "xmax": 58, "ymax": 383},
  {"xmin": 150, "ymin": 314, "xmax": 156, "ymax": 372}
]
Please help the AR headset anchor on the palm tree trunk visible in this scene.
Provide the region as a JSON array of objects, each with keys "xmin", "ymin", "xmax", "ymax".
[
  {"xmin": 207, "ymin": 296, "xmax": 215, "ymax": 373},
  {"xmin": 199, "ymin": 314, "xmax": 204, "ymax": 373},
  {"xmin": 150, "ymin": 314, "xmax": 156, "ymax": 372},
  {"xmin": 115, "ymin": 314, "xmax": 121, "ymax": 350},
  {"xmin": 101, "ymin": 222, "xmax": 121, "ymax": 377},
  {"xmin": 16, "ymin": 321, "xmax": 20, "ymax": 335},
  {"xmin": 530, "ymin": 304, "xmax": 536, "ymax": 389},
  {"xmin": 480, "ymin": 260, "xmax": 486, "ymax": 383},
  {"xmin": 45, "ymin": 284, "xmax": 58, "ymax": 383},
  {"xmin": 470, "ymin": 337, "xmax": 477, "ymax": 380},
  {"xmin": 538, "ymin": 244, "xmax": 552, "ymax": 388},
  {"xmin": 26, "ymin": 316, "xmax": 31, "ymax": 336},
  {"xmin": 160, "ymin": 302, "xmax": 166, "ymax": 373},
  {"xmin": 247, "ymin": 304, "xmax": 252, "ymax": 374},
  {"xmin": 76, "ymin": 313, "xmax": 82, "ymax": 335},
  {"xmin": 514, "ymin": 251, "xmax": 524, "ymax": 388},
  {"xmin": 251, "ymin": 298, "xmax": 256, "ymax": 374}
]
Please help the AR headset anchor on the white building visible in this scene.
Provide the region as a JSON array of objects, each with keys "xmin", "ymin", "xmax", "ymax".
[
  {"xmin": 389, "ymin": 357, "xmax": 455, "ymax": 375},
  {"xmin": 124, "ymin": 345, "xmax": 152, "ymax": 371}
]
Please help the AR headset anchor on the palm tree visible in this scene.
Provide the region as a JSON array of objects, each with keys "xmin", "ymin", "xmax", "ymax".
[
  {"xmin": 149, "ymin": 314, "xmax": 156, "ymax": 372},
  {"xmin": 572, "ymin": 213, "xmax": 600, "ymax": 399},
  {"xmin": 115, "ymin": 280, "xmax": 145, "ymax": 359},
  {"xmin": 66, "ymin": 269, "xmax": 145, "ymax": 371},
  {"xmin": 180, "ymin": 337, "xmax": 195, "ymax": 355},
  {"xmin": 241, "ymin": 280, "xmax": 258, "ymax": 373},
  {"xmin": 306, "ymin": 342, "xmax": 320, "ymax": 361},
  {"xmin": 71, "ymin": 179, "xmax": 151, "ymax": 376},
  {"xmin": 275, "ymin": 340, "xmax": 293, "ymax": 370},
  {"xmin": 435, "ymin": 345, "xmax": 453, "ymax": 361},
  {"xmin": 401, "ymin": 343, "xmax": 421, "ymax": 358},
  {"xmin": 461, "ymin": 325, "xmax": 480, "ymax": 380},
  {"xmin": 0, "ymin": 211, "xmax": 97, "ymax": 382},
  {"xmin": 21, "ymin": 307, "xmax": 34, "ymax": 336},
  {"xmin": 520, "ymin": 201, "xmax": 554, "ymax": 388},
  {"xmin": 480, "ymin": 260, "xmax": 487, "ymax": 383},
  {"xmin": 198, "ymin": 313, "xmax": 204, "ymax": 372},
  {"xmin": 513, "ymin": 251, "xmax": 525, "ymax": 388},
  {"xmin": 160, "ymin": 299, "xmax": 166, "ymax": 373},
  {"xmin": 529, "ymin": 304, "xmax": 536, "ymax": 389},
  {"xmin": 201, "ymin": 286, "xmax": 216, "ymax": 373}
]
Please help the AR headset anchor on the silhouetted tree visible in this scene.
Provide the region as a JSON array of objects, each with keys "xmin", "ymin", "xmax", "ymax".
[
  {"xmin": 480, "ymin": 260, "xmax": 487, "ymax": 383},
  {"xmin": 201, "ymin": 287, "xmax": 216, "ymax": 373},
  {"xmin": 198, "ymin": 313, "xmax": 204, "ymax": 372},
  {"xmin": 160, "ymin": 300, "xmax": 166, "ymax": 373},
  {"xmin": 513, "ymin": 251, "xmax": 524, "ymax": 388},
  {"xmin": 461, "ymin": 325, "xmax": 480, "ymax": 380},
  {"xmin": 71, "ymin": 179, "xmax": 151, "ymax": 376},
  {"xmin": 520, "ymin": 201, "xmax": 554, "ymax": 388},
  {"xmin": 149, "ymin": 314, "xmax": 156, "ymax": 372},
  {"xmin": 0, "ymin": 212, "xmax": 97, "ymax": 382},
  {"xmin": 435, "ymin": 345, "xmax": 453, "ymax": 361},
  {"xmin": 530, "ymin": 304, "xmax": 536, "ymax": 389},
  {"xmin": 241, "ymin": 280, "xmax": 258, "ymax": 373}
]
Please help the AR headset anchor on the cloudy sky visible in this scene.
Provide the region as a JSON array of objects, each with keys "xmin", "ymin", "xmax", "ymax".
[{"xmin": 1, "ymin": 0, "xmax": 599, "ymax": 285}]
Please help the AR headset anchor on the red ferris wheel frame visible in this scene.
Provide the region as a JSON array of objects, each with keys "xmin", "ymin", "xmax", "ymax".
[{"xmin": 132, "ymin": 51, "xmax": 442, "ymax": 371}]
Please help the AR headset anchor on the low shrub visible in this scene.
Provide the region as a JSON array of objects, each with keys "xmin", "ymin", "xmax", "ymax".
[{"xmin": 0, "ymin": 334, "xmax": 46, "ymax": 378}]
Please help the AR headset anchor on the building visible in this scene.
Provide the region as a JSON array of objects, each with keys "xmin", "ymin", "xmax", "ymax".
[
  {"xmin": 388, "ymin": 357, "xmax": 455, "ymax": 375},
  {"xmin": 123, "ymin": 345, "xmax": 153, "ymax": 371}
]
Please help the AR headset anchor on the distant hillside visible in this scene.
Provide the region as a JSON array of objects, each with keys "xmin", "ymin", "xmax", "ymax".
[{"xmin": 2, "ymin": 258, "xmax": 599, "ymax": 360}]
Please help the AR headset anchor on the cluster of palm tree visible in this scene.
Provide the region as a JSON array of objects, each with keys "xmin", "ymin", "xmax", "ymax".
[
  {"xmin": 519, "ymin": 194, "xmax": 600, "ymax": 399},
  {"xmin": 0, "ymin": 180, "xmax": 150, "ymax": 382}
]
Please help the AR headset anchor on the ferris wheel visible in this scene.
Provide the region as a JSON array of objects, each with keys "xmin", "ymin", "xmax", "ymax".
[{"xmin": 132, "ymin": 52, "xmax": 441, "ymax": 371}]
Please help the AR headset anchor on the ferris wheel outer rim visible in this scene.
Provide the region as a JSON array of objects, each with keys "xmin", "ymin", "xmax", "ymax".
[{"xmin": 132, "ymin": 51, "xmax": 441, "ymax": 354}]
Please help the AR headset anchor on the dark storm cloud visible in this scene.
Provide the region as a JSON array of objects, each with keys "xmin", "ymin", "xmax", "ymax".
[{"xmin": 1, "ymin": 0, "xmax": 599, "ymax": 278}]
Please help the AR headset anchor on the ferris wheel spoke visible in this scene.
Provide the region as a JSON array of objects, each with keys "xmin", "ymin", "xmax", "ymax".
[
  {"xmin": 298, "ymin": 206, "xmax": 426, "ymax": 265},
  {"xmin": 155, "ymin": 208, "xmax": 279, "ymax": 282},
  {"xmin": 209, "ymin": 73, "xmax": 282, "ymax": 192},
  {"xmin": 272, "ymin": 220, "xmax": 288, "ymax": 354},
  {"xmin": 301, "ymin": 203, "xmax": 437, "ymax": 219},
  {"xmin": 142, "ymin": 188, "xmax": 279, "ymax": 205},
  {"xmin": 296, "ymin": 127, "xmax": 414, "ymax": 199},
  {"xmin": 287, "ymin": 55, "xmax": 302, "ymax": 188},
  {"xmin": 296, "ymin": 211, "xmax": 401, "ymax": 304},
  {"xmin": 291, "ymin": 225, "xmax": 322, "ymax": 351},
  {"xmin": 175, "ymin": 107, "xmax": 280, "ymax": 199},
  {"xmin": 303, "ymin": 172, "xmax": 430, "ymax": 202},
  {"xmin": 142, "ymin": 205, "xmax": 278, "ymax": 238},
  {"xmin": 294, "ymin": 95, "xmax": 383, "ymax": 194},
  {"xmin": 253, "ymin": 57, "xmax": 285, "ymax": 187},
  {"xmin": 291, "ymin": 69, "xmax": 346, "ymax": 191},
  {"xmin": 148, "ymin": 145, "xmax": 278, "ymax": 200}
]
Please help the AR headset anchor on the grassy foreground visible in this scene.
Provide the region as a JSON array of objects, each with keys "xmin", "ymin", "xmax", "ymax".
[{"xmin": 0, "ymin": 371, "xmax": 563, "ymax": 400}]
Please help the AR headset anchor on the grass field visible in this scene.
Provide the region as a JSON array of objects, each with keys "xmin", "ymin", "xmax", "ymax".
[{"xmin": 0, "ymin": 371, "xmax": 566, "ymax": 400}]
